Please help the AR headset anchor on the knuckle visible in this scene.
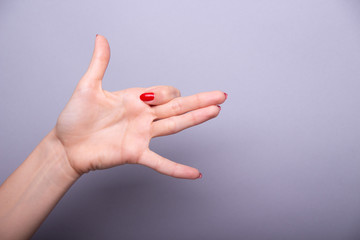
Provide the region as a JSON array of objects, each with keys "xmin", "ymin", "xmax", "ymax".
[
  {"xmin": 96, "ymin": 53, "xmax": 108, "ymax": 63},
  {"xmin": 161, "ymin": 86, "xmax": 181, "ymax": 99},
  {"xmin": 170, "ymin": 87, "xmax": 181, "ymax": 97},
  {"xmin": 171, "ymin": 100, "xmax": 182, "ymax": 114},
  {"xmin": 190, "ymin": 111, "xmax": 199, "ymax": 123},
  {"xmin": 195, "ymin": 93, "xmax": 202, "ymax": 106},
  {"xmin": 160, "ymin": 88, "xmax": 168, "ymax": 98},
  {"xmin": 167, "ymin": 118, "xmax": 178, "ymax": 134},
  {"xmin": 171, "ymin": 162, "xmax": 180, "ymax": 177}
]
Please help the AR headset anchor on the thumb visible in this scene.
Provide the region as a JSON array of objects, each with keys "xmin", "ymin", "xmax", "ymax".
[{"xmin": 78, "ymin": 34, "xmax": 110, "ymax": 90}]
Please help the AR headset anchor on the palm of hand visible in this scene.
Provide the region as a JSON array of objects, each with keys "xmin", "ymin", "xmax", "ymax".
[{"xmin": 56, "ymin": 87, "xmax": 153, "ymax": 173}]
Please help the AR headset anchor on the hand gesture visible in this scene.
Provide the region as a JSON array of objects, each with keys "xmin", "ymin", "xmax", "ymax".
[{"xmin": 55, "ymin": 35, "xmax": 226, "ymax": 179}]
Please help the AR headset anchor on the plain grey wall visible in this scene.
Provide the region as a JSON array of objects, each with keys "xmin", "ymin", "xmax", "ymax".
[{"xmin": 1, "ymin": 0, "xmax": 360, "ymax": 239}]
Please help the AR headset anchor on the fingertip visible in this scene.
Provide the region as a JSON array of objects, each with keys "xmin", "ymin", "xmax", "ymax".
[
  {"xmin": 174, "ymin": 168, "xmax": 200, "ymax": 179},
  {"xmin": 173, "ymin": 166, "xmax": 201, "ymax": 180},
  {"xmin": 95, "ymin": 35, "xmax": 110, "ymax": 59},
  {"xmin": 95, "ymin": 33, "xmax": 105, "ymax": 40},
  {"xmin": 209, "ymin": 90, "xmax": 227, "ymax": 104},
  {"xmin": 213, "ymin": 91, "xmax": 227, "ymax": 111},
  {"xmin": 210, "ymin": 105, "xmax": 221, "ymax": 117}
]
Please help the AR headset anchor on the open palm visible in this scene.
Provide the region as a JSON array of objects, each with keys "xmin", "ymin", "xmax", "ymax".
[{"xmin": 55, "ymin": 35, "xmax": 226, "ymax": 179}]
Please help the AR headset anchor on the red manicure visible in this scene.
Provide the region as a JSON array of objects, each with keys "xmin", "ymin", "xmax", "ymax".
[
  {"xmin": 198, "ymin": 173, "xmax": 203, "ymax": 179},
  {"xmin": 224, "ymin": 92, "xmax": 228, "ymax": 99},
  {"xmin": 140, "ymin": 92, "xmax": 154, "ymax": 101},
  {"xmin": 217, "ymin": 105, "xmax": 221, "ymax": 110}
]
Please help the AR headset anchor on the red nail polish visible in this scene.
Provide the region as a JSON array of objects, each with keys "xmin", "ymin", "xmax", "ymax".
[
  {"xmin": 140, "ymin": 92, "xmax": 154, "ymax": 101},
  {"xmin": 198, "ymin": 173, "xmax": 202, "ymax": 179},
  {"xmin": 224, "ymin": 93, "xmax": 228, "ymax": 99},
  {"xmin": 96, "ymin": 34, "xmax": 99, "ymax": 37},
  {"xmin": 217, "ymin": 105, "xmax": 221, "ymax": 110}
]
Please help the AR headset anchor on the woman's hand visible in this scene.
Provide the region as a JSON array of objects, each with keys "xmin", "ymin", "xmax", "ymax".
[
  {"xmin": 55, "ymin": 35, "xmax": 226, "ymax": 179},
  {"xmin": 0, "ymin": 35, "xmax": 227, "ymax": 240}
]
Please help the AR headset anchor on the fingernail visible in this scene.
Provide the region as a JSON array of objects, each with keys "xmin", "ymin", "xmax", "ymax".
[
  {"xmin": 217, "ymin": 105, "xmax": 221, "ymax": 110},
  {"xmin": 96, "ymin": 34, "xmax": 99, "ymax": 37},
  {"xmin": 198, "ymin": 173, "xmax": 203, "ymax": 179},
  {"xmin": 224, "ymin": 92, "xmax": 228, "ymax": 99},
  {"xmin": 140, "ymin": 92, "xmax": 155, "ymax": 101}
]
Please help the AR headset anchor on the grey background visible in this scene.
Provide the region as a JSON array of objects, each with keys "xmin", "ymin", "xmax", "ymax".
[{"xmin": 1, "ymin": 0, "xmax": 360, "ymax": 239}]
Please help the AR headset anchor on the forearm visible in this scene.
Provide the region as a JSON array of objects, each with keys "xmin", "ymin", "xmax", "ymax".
[{"xmin": 0, "ymin": 129, "xmax": 80, "ymax": 239}]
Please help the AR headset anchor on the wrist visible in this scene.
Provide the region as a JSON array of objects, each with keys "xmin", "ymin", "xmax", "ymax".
[{"xmin": 45, "ymin": 129, "xmax": 82, "ymax": 181}]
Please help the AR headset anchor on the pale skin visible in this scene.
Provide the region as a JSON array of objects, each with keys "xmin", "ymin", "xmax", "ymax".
[{"xmin": 0, "ymin": 35, "xmax": 226, "ymax": 239}]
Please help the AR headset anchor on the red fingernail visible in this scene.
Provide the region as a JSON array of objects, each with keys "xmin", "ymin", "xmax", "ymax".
[
  {"xmin": 140, "ymin": 92, "xmax": 154, "ymax": 101},
  {"xmin": 198, "ymin": 173, "xmax": 203, "ymax": 179},
  {"xmin": 217, "ymin": 105, "xmax": 221, "ymax": 110},
  {"xmin": 224, "ymin": 92, "xmax": 228, "ymax": 99},
  {"xmin": 96, "ymin": 34, "xmax": 99, "ymax": 37}
]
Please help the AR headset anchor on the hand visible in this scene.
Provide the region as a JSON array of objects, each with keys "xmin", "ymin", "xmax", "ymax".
[{"xmin": 55, "ymin": 35, "xmax": 226, "ymax": 179}]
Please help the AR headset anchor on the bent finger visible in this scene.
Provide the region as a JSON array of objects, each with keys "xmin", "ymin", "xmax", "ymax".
[
  {"xmin": 138, "ymin": 150, "xmax": 201, "ymax": 179},
  {"xmin": 140, "ymin": 86, "xmax": 180, "ymax": 105},
  {"xmin": 151, "ymin": 105, "xmax": 221, "ymax": 137}
]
